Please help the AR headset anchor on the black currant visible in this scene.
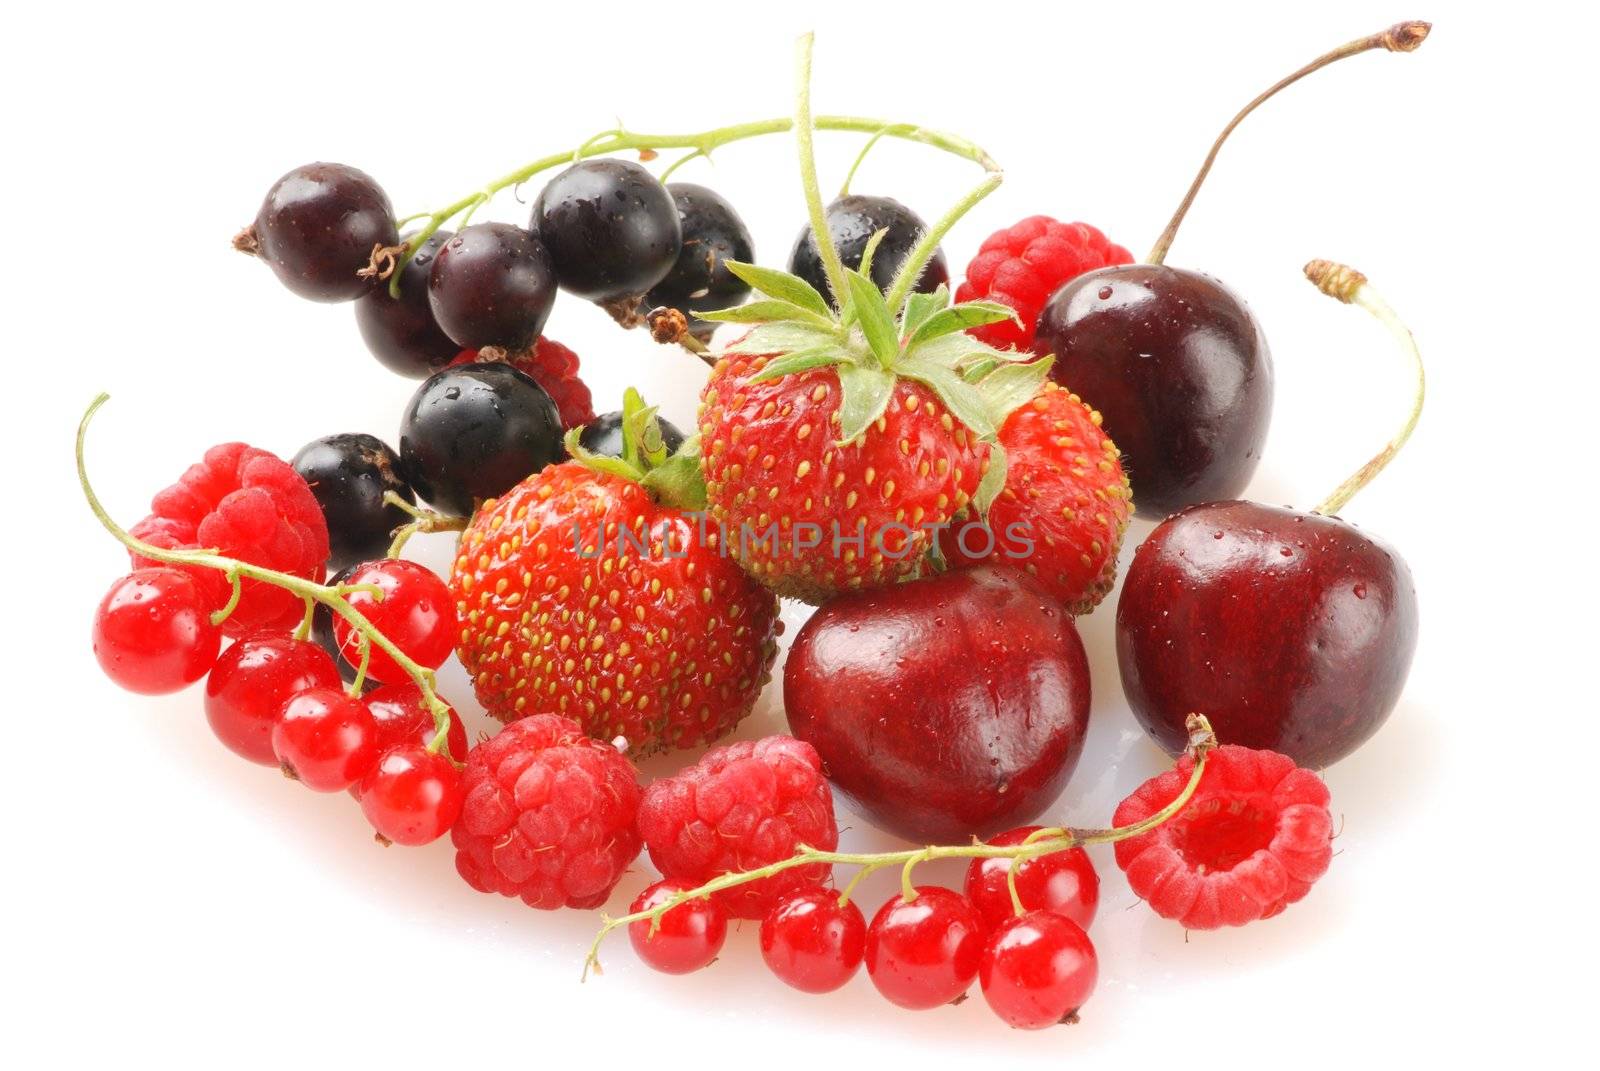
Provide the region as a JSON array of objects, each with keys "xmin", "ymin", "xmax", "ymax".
[
  {"xmin": 531, "ymin": 160, "xmax": 681, "ymax": 303},
  {"xmin": 427, "ymin": 223, "xmax": 556, "ymax": 350},
  {"xmin": 354, "ymin": 230, "xmax": 460, "ymax": 377},
  {"xmin": 645, "ymin": 183, "xmax": 754, "ymax": 335},
  {"xmin": 292, "ymin": 434, "xmax": 416, "ymax": 571},
  {"xmin": 577, "ymin": 410, "xmax": 687, "ymax": 460},
  {"xmin": 399, "ymin": 363, "xmax": 564, "ymax": 517},
  {"xmin": 312, "ymin": 564, "xmax": 379, "ymax": 691},
  {"xmin": 240, "ymin": 162, "xmax": 398, "ymax": 303},
  {"xmin": 788, "ymin": 195, "xmax": 949, "ymax": 305}
]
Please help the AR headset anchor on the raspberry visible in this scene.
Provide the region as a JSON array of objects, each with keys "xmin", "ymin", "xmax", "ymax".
[
  {"xmin": 451, "ymin": 337, "xmax": 595, "ymax": 429},
  {"xmin": 955, "ymin": 217, "xmax": 1133, "ymax": 351},
  {"xmin": 637, "ymin": 736, "xmax": 838, "ymax": 920},
  {"xmin": 131, "ymin": 443, "xmax": 329, "ymax": 636},
  {"xmin": 1113, "ymin": 745, "xmax": 1334, "ymax": 930},
  {"xmin": 452, "ymin": 714, "xmax": 643, "ymax": 910}
]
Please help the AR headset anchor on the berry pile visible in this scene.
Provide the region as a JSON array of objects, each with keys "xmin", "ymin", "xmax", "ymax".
[{"xmin": 86, "ymin": 20, "xmax": 1431, "ymax": 1033}]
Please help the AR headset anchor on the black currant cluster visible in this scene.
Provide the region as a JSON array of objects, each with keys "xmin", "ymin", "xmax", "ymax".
[{"xmin": 243, "ymin": 157, "xmax": 946, "ymax": 621}]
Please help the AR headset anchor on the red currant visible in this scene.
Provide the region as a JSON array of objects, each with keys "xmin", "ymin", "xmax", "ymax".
[
  {"xmin": 358, "ymin": 745, "xmax": 464, "ymax": 845},
  {"xmin": 332, "ymin": 560, "xmax": 456, "ymax": 683},
  {"xmin": 204, "ymin": 633, "xmax": 341, "ymax": 765},
  {"xmin": 628, "ymin": 880, "xmax": 728, "ymax": 975},
  {"xmin": 272, "ymin": 687, "xmax": 381, "ymax": 791},
  {"xmin": 964, "ymin": 827, "xmax": 1099, "ymax": 931},
  {"xmin": 978, "ymin": 910, "xmax": 1098, "ymax": 1029},
  {"xmin": 92, "ymin": 568, "xmax": 221, "ymax": 695},
  {"xmin": 864, "ymin": 886, "xmax": 985, "ymax": 1010},
  {"xmin": 364, "ymin": 682, "xmax": 469, "ymax": 762},
  {"xmin": 760, "ymin": 885, "xmax": 866, "ymax": 994}
]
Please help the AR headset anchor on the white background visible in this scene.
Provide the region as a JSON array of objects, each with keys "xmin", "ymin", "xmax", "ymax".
[{"xmin": 5, "ymin": 1, "xmax": 1595, "ymax": 1066}]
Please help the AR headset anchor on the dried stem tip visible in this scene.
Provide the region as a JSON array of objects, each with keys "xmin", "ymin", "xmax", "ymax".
[
  {"xmin": 1381, "ymin": 21, "xmax": 1432, "ymax": 52},
  {"xmin": 231, "ymin": 225, "xmax": 260, "ymax": 256},
  {"xmin": 1304, "ymin": 259, "xmax": 1367, "ymax": 303}
]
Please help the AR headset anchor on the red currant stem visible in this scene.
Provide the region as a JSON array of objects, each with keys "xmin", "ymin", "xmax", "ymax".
[
  {"xmin": 390, "ymin": 113, "xmax": 998, "ymax": 298},
  {"xmin": 294, "ymin": 597, "xmax": 316, "ymax": 643},
  {"xmin": 835, "ymin": 859, "xmax": 883, "ymax": 907},
  {"xmin": 383, "ymin": 491, "xmax": 468, "ymax": 559},
  {"xmin": 583, "ymin": 715, "xmax": 1218, "ymax": 978},
  {"xmin": 76, "ymin": 393, "xmax": 460, "ymax": 762},
  {"xmin": 1007, "ymin": 827, "xmax": 1060, "ymax": 917},
  {"xmin": 1303, "ymin": 261, "xmax": 1424, "ymax": 517},
  {"xmin": 1145, "ymin": 20, "xmax": 1431, "ymax": 266},
  {"xmin": 881, "ymin": 169, "xmax": 1002, "ymax": 318},
  {"xmin": 209, "ymin": 567, "xmax": 243, "ymax": 628},
  {"xmin": 348, "ymin": 633, "xmax": 372, "ymax": 696}
]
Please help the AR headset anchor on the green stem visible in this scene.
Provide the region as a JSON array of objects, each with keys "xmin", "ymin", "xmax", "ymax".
[
  {"xmin": 583, "ymin": 715, "xmax": 1218, "ymax": 978},
  {"xmin": 1303, "ymin": 261, "xmax": 1424, "ymax": 517},
  {"xmin": 838, "ymin": 124, "xmax": 893, "ymax": 198},
  {"xmin": 882, "ymin": 170, "xmax": 1003, "ymax": 317},
  {"xmin": 78, "ymin": 394, "xmax": 459, "ymax": 760},
  {"xmin": 384, "ymin": 491, "xmax": 468, "ymax": 558},
  {"xmin": 793, "ymin": 34, "xmax": 849, "ymax": 310},
  {"xmin": 390, "ymin": 112, "xmax": 998, "ymax": 297}
]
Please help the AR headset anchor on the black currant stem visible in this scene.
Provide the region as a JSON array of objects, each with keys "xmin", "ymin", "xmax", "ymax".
[
  {"xmin": 383, "ymin": 492, "xmax": 468, "ymax": 559},
  {"xmin": 1303, "ymin": 261, "xmax": 1424, "ymax": 517},
  {"xmin": 391, "ymin": 112, "xmax": 998, "ymax": 299},
  {"xmin": 1145, "ymin": 20, "xmax": 1431, "ymax": 266},
  {"xmin": 582, "ymin": 715, "xmax": 1218, "ymax": 979},
  {"xmin": 76, "ymin": 395, "xmax": 460, "ymax": 760}
]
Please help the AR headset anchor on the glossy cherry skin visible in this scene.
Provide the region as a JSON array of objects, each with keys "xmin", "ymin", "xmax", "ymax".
[
  {"xmin": 93, "ymin": 568, "xmax": 222, "ymax": 695},
  {"xmin": 760, "ymin": 886, "xmax": 867, "ymax": 994},
  {"xmin": 1117, "ymin": 500, "xmax": 1418, "ymax": 768},
  {"xmin": 628, "ymin": 880, "xmax": 728, "ymax": 975},
  {"xmin": 354, "ymin": 229, "xmax": 460, "ymax": 377},
  {"xmin": 332, "ymin": 559, "xmax": 456, "ymax": 684},
  {"xmin": 1036, "ymin": 265, "xmax": 1272, "ymax": 518},
  {"xmin": 272, "ymin": 687, "xmax": 381, "ymax": 792},
  {"xmin": 785, "ymin": 566, "xmax": 1091, "ymax": 841},
  {"xmin": 964, "ymin": 827, "xmax": 1099, "ymax": 932},
  {"xmin": 357, "ymin": 745, "xmax": 464, "ymax": 846},
  {"xmin": 250, "ymin": 163, "xmax": 397, "ymax": 302},
  {"xmin": 978, "ymin": 910, "xmax": 1098, "ymax": 1029},
  {"xmin": 864, "ymin": 887, "xmax": 985, "ymax": 1010},
  {"xmin": 204, "ymin": 633, "xmax": 342, "ymax": 764}
]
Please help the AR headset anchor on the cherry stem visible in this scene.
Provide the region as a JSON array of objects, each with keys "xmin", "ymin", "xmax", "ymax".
[
  {"xmin": 390, "ymin": 111, "xmax": 998, "ymax": 299},
  {"xmin": 76, "ymin": 395, "xmax": 461, "ymax": 761},
  {"xmin": 1145, "ymin": 20, "xmax": 1431, "ymax": 266},
  {"xmin": 582, "ymin": 715, "xmax": 1218, "ymax": 979},
  {"xmin": 1303, "ymin": 261, "xmax": 1424, "ymax": 517}
]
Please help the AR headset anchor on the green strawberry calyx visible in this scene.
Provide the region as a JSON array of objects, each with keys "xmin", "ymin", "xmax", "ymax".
[{"xmin": 565, "ymin": 387, "xmax": 708, "ymax": 512}]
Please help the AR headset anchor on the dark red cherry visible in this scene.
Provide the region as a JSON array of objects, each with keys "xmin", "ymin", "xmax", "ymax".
[
  {"xmin": 785, "ymin": 566, "xmax": 1090, "ymax": 842},
  {"xmin": 1118, "ymin": 500, "xmax": 1417, "ymax": 769},
  {"xmin": 1037, "ymin": 266, "xmax": 1271, "ymax": 518}
]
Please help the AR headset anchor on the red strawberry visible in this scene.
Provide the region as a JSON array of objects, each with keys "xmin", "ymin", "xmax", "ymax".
[
  {"xmin": 940, "ymin": 382, "xmax": 1132, "ymax": 613},
  {"xmin": 449, "ymin": 392, "xmax": 779, "ymax": 754},
  {"xmin": 695, "ymin": 261, "xmax": 1048, "ymax": 603}
]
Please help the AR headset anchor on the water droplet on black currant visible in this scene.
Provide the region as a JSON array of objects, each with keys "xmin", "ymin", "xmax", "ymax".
[
  {"xmin": 427, "ymin": 223, "xmax": 556, "ymax": 350},
  {"xmin": 645, "ymin": 183, "xmax": 754, "ymax": 336},
  {"xmin": 245, "ymin": 162, "xmax": 398, "ymax": 302},
  {"xmin": 531, "ymin": 160, "xmax": 681, "ymax": 302},
  {"xmin": 292, "ymin": 433, "xmax": 416, "ymax": 571},
  {"xmin": 787, "ymin": 195, "xmax": 948, "ymax": 305},
  {"xmin": 399, "ymin": 363, "xmax": 563, "ymax": 517}
]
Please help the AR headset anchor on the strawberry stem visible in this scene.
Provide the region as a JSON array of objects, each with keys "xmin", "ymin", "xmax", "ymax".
[
  {"xmin": 1304, "ymin": 261, "xmax": 1424, "ymax": 517},
  {"xmin": 1145, "ymin": 20, "xmax": 1431, "ymax": 266},
  {"xmin": 793, "ymin": 34, "xmax": 850, "ymax": 310},
  {"xmin": 582, "ymin": 715, "xmax": 1218, "ymax": 979},
  {"xmin": 77, "ymin": 394, "xmax": 462, "ymax": 761}
]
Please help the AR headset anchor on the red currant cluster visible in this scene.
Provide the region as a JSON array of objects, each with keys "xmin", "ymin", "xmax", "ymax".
[{"xmin": 84, "ymin": 21, "xmax": 1430, "ymax": 1032}]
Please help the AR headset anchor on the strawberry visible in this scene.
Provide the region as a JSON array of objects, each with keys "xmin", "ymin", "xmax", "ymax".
[
  {"xmin": 696, "ymin": 258, "xmax": 1054, "ymax": 603},
  {"xmin": 449, "ymin": 391, "xmax": 780, "ymax": 755},
  {"xmin": 940, "ymin": 382, "xmax": 1132, "ymax": 614}
]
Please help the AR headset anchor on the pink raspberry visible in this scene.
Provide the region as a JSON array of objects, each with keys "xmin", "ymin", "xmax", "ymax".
[
  {"xmin": 453, "ymin": 714, "xmax": 643, "ymax": 910},
  {"xmin": 1113, "ymin": 745, "xmax": 1334, "ymax": 930},
  {"xmin": 131, "ymin": 442, "xmax": 329, "ymax": 636},
  {"xmin": 637, "ymin": 735, "xmax": 838, "ymax": 920},
  {"xmin": 955, "ymin": 216, "xmax": 1133, "ymax": 351}
]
